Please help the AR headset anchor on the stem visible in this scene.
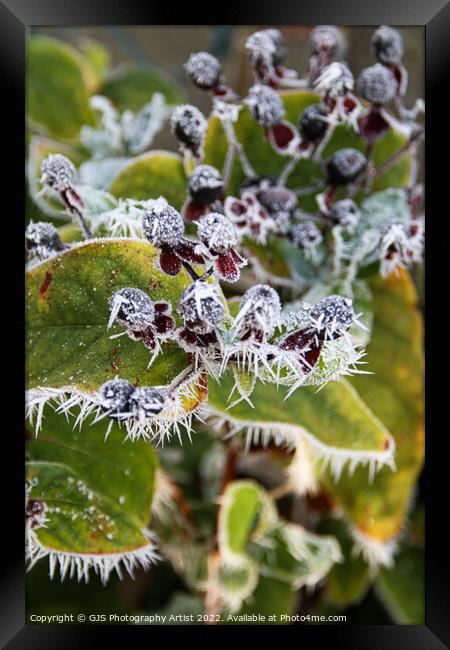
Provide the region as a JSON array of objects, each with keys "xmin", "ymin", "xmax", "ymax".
[
  {"xmin": 269, "ymin": 481, "xmax": 293, "ymax": 500},
  {"xmin": 222, "ymin": 142, "xmax": 236, "ymax": 190},
  {"xmin": 374, "ymin": 133, "xmax": 422, "ymax": 177},
  {"xmin": 182, "ymin": 260, "xmax": 201, "ymax": 281},
  {"xmin": 294, "ymin": 180, "xmax": 325, "ymax": 196},
  {"xmin": 312, "ymin": 121, "xmax": 336, "ymax": 162},
  {"xmin": 221, "ymin": 117, "xmax": 256, "ymax": 179},
  {"xmin": 61, "ymin": 190, "xmax": 92, "ymax": 239},
  {"xmin": 278, "ymin": 151, "xmax": 301, "ymax": 186}
]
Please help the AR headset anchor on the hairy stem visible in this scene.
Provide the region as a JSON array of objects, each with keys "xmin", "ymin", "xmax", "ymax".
[{"xmin": 221, "ymin": 117, "xmax": 256, "ymax": 179}]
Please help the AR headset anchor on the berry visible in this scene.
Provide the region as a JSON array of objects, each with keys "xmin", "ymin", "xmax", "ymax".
[
  {"xmin": 184, "ymin": 52, "xmax": 222, "ymax": 90},
  {"xmin": 245, "ymin": 84, "xmax": 285, "ymax": 127},
  {"xmin": 308, "ymin": 295, "xmax": 355, "ymax": 339},
  {"xmin": 372, "ymin": 26, "xmax": 404, "ymax": 64},
  {"xmin": 178, "ymin": 281, "xmax": 224, "ymax": 334},
  {"xmin": 240, "ymin": 176, "xmax": 276, "ymax": 193},
  {"xmin": 325, "ymin": 148, "xmax": 367, "ymax": 185},
  {"xmin": 237, "ymin": 284, "xmax": 281, "ymax": 336},
  {"xmin": 257, "ymin": 186, "xmax": 297, "ymax": 215},
  {"xmin": 26, "ymin": 499, "xmax": 45, "ymax": 517},
  {"xmin": 329, "ymin": 199, "xmax": 361, "ymax": 230},
  {"xmin": 309, "ymin": 25, "xmax": 343, "ymax": 56},
  {"xmin": 99, "ymin": 378, "xmax": 135, "ymax": 418},
  {"xmin": 109, "ymin": 287, "xmax": 155, "ymax": 331},
  {"xmin": 197, "ymin": 212, "xmax": 237, "ymax": 255},
  {"xmin": 261, "ymin": 29, "xmax": 287, "ymax": 66},
  {"xmin": 170, "ymin": 104, "xmax": 206, "ymax": 148},
  {"xmin": 40, "ymin": 154, "xmax": 76, "ymax": 192},
  {"xmin": 188, "ymin": 165, "xmax": 223, "ymax": 205},
  {"xmin": 25, "ymin": 221, "xmax": 64, "ymax": 261},
  {"xmin": 129, "ymin": 387, "xmax": 165, "ymax": 418},
  {"xmin": 314, "ymin": 62, "xmax": 354, "ymax": 98},
  {"xmin": 357, "ymin": 64, "xmax": 397, "ymax": 104},
  {"xmin": 142, "ymin": 203, "xmax": 184, "ymax": 248},
  {"xmin": 299, "ymin": 104, "xmax": 328, "ymax": 141},
  {"xmin": 291, "ymin": 221, "xmax": 323, "ymax": 249},
  {"xmin": 245, "ymin": 31, "xmax": 276, "ymax": 70}
]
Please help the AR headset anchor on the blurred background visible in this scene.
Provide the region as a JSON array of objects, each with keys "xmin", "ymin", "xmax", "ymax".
[
  {"xmin": 26, "ymin": 25, "xmax": 425, "ymax": 626},
  {"xmin": 30, "ymin": 26, "xmax": 424, "ymax": 156}
]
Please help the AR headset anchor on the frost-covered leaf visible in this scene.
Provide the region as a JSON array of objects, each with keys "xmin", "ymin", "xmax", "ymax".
[
  {"xmin": 218, "ymin": 481, "xmax": 277, "ymax": 561},
  {"xmin": 109, "ymin": 152, "xmax": 188, "ymax": 211},
  {"xmin": 322, "ymin": 270, "xmax": 424, "ymax": 555},
  {"xmin": 376, "ymin": 541, "xmax": 424, "ymax": 623},
  {"xmin": 26, "ymin": 405, "xmax": 158, "ymax": 583},
  {"xmin": 207, "ymin": 373, "xmax": 395, "ymax": 478},
  {"xmin": 317, "ymin": 517, "xmax": 371, "ymax": 608},
  {"xmin": 100, "ymin": 64, "xmax": 183, "ymax": 112},
  {"xmin": 79, "ymin": 158, "xmax": 131, "ymax": 190},
  {"xmin": 252, "ymin": 523, "xmax": 342, "ymax": 590},
  {"xmin": 217, "ymin": 558, "xmax": 259, "ymax": 613},
  {"xmin": 75, "ymin": 185, "xmax": 118, "ymax": 230},
  {"xmin": 26, "ymin": 239, "xmax": 193, "ymax": 394},
  {"xmin": 27, "ymin": 36, "xmax": 94, "ymax": 140}
]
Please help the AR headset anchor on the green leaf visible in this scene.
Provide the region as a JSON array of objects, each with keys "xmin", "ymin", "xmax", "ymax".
[
  {"xmin": 27, "ymin": 36, "xmax": 94, "ymax": 140},
  {"xmin": 26, "ymin": 405, "xmax": 158, "ymax": 581},
  {"xmin": 322, "ymin": 271, "xmax": 424, "ymax": 543},
  {"xmin": 100, "ymin": 64, "xmax": 183, "ymax": 112},
  {"xmin": 26, "ymin": 239, "xmax": 193, "ymax": 394},
  {"xmin": 237, "ymin": 576, "xmax": 295, "ymax": 622},
  {"xmin": 207, "ymin": 372, "xmax": 394, "ymax": 472},
  {"xmin": 109, "ymin": 152, "xmax": 188, "ymax": 210},
  {"xmin": 317, "ymin": 517, "xmax": 371, "ymax": 608},
  {"xmin": 77, "ymin": 38, "xmax": 111, "ymax": 90},
  {"xmin": 376, "ymin": 542, "xmax": 424, "ymax": 623},
  {"xmin": 218, "ymin": 481, "xmax": 276, "ymax": 558}
]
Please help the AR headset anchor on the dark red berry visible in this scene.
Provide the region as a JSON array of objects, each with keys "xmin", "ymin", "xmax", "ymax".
[
  {"xmin": 325, "ymin": 148, "xmax": 367, "ymax": 185},
  {"xmin": 299, "ymin": 104, "xmax": 328, "ymax": 141}
]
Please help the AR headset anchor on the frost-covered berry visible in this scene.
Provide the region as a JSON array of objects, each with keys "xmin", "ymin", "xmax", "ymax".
[
  {"xmin": 40, "ymin": 153, "xmax": 76, "ymax": 191},
  {"xmin": 237, "ymin": 284, "xmax": 281, "ymax": 337},
  {"xmin": 197, "ymin": 212, "xmax": 237, "ymax": 254},
  {"xmin": 99, "ymin": 378, "xmax": 135, "ymax": 418},
  {"xmin": 358, "ymin": 64, "xmax": 397, "ymax": 104},
  {"xmin": 245, "ymin": 84, "xmax": 285, "ymax": 127},
  {"xmin": 257, "ymin": 186, "xmax": 297, "ymax": 215},
  {"xmin": 178, "ymin": 281, "xmax": 225, "ymax": 334},
  {"xmin": 142, "ymin": 203, "xmax": 184, "ymax": 248},
  {"xmin": 308, "ymin": 295, "xmax": 355, "ymax": 339},
  {"xmin": 329, "ymin": 199, "xmax": 361, "ymax": 230},
  {"xmin": 129, "ymin": 387, "xmax": 165, "ymax": 418},
  {"xmin": 299, "ymin": 104, "xmax": 328, "ymax": 141},
  {"xmin": 25, "ymin": 221, "xmax": 64, "ymax": 261},
  {"xmin": 325, "ymin": 148, "xmax": 367, "ymax": 185},
  {"xmin": 245, "ymin": 31, "xmax": 276, "ymax": 69},
  {"xmin": 309, "ymin": 25, "xmax": 343, "ymax": 56},
  {"xmin": 261, "ymin": 28, "xmax": 287, "ymax": 65},
  {"xmin": 184, "ymin": 52, "xmax": 222, "ymax": 90},
  {"xmin": 188, "ymin": 165, "xmax": 223, "ymax": 205},
  {"xmin": 291, "ymin": 221, "xmax": 323, "ymax": 249},
  {"xmin": 314, "ymin": 62, "xmax": 354, "ymax": 98},
  {"xmin": 170, "ymin": 104, "xmax": 207, "ymax": 148},
  {"xmin": 372, "ymin": 25, "xmax": 404, "ymax": 64},
  {"xmin": 26, "ymin": 499, "xmax": 45, "ymax": 517},
  {"xmin": 108, "ymin": 287, "xmax": 155, "ymax": 331}
]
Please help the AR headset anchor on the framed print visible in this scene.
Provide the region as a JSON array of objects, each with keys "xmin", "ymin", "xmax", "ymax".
[{"xmin": 1, "ymin": 0, "xmax": 448, "ymax": 646}]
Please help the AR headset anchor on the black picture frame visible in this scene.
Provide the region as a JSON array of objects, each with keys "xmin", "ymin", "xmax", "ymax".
[{"xmin": 3, "ymin": 0, "xmax": 448, "ymax": 646}]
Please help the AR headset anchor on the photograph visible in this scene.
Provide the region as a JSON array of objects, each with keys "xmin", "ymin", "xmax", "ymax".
[{"xmin": 22, "ymin": 20, "xmax": 428, "ymax": 632}]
